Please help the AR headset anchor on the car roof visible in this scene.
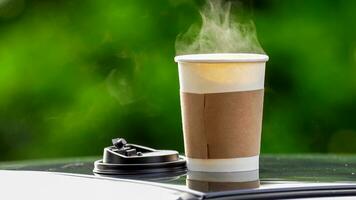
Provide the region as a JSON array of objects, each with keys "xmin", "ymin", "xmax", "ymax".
[{"xmin": 1, "ymin": 155, "xmax": 356, "ymax": 199}]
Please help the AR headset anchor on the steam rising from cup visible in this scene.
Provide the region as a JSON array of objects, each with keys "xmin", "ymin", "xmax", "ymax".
[{"xmin": 176, "ymin": 0, "xmax": 264, "ymax": 55}]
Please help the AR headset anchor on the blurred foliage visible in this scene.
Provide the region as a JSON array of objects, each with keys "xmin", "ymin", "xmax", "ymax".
[{"xmin": 0, "ymin": 0, "xmax": 356, "ymax": 161}]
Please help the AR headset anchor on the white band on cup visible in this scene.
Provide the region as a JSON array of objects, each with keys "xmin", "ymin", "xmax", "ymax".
[
  {"xmin": 175, "ymin": 53, "xmax": 268, "ymax": 94},
  {"xmin": 187, "ymin": 170, "xmax": 259, "ymax": 182},
  {"xmin": 178, "ymin": 62, "xmax": 266, "ymax": 94},
  {"xmin": 186, "ymin": 155, "xmax": 259, "ymax": 172}
]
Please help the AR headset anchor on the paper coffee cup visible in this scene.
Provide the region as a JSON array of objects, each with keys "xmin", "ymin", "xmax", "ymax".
[{"xmin": 175, "ymin": 53, "xmax": 269, "ymax": 172}]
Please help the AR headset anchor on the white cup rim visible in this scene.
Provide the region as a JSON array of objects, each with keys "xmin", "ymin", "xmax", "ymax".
[{"xmin": 174, "ymin": 53, "xmax": 269, "ymax": 63}]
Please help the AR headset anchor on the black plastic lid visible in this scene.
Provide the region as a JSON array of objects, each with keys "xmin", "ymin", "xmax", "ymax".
[{"xmin": 93, "ymin": 138, "xmax": 186, "ymax": 175}]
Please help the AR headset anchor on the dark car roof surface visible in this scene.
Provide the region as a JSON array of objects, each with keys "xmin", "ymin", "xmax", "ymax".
[{"xmin": 2, "ymin": 154, "xmax": 356, "ymax": 200}]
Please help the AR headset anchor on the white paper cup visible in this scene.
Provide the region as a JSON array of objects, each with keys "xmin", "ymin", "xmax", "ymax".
[{"xmin": 175, "ymin": 53, "xmax": 268, "ymax": 172}]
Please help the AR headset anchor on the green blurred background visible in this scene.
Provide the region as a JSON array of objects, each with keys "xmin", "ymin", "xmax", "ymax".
[{"xmin": 1, "ymin": 0, "xmax": 356, "ymax": 161}]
